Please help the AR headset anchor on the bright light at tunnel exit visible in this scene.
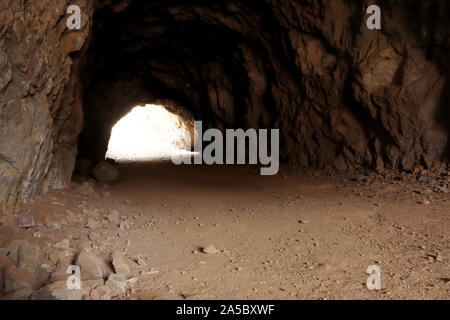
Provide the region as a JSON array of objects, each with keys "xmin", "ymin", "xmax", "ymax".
[{"xmin": 106, "ymin": 104, "xmax": 198, "ymax": 162}]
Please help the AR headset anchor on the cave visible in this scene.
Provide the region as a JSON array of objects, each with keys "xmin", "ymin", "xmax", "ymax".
[
  {"xmin": 0, "ymin": 0, "xmax": 449, "ymax": 300},
  {"xmin": 105, "ymin": 104, "xmax": 197, "ymax": 163}
]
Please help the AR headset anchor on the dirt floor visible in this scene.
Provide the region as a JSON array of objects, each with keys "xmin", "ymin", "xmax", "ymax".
[{"xmin": 1, "ymin": 162, "xmax": 449, "ymax": 300}]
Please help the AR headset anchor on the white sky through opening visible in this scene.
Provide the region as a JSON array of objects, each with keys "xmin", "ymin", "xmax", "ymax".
[{"xmin": 106, "ymin": 104, "xmax": 197, "ymax": 162}]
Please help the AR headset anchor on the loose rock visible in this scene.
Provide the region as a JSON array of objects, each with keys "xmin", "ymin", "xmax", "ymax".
[
  {"xmin": 76, "ymin": 248, "xmax": 112, "ymax": 280},
  {"xmin": 106, "ymin": 210, "xmax": 120, "ymax": 224},
  {"xmin": 13, "ymin": 209, "xmax": 36, "ymax": 228},
  {"xmin": 105, "ymin": 273, "xmax": 127, "ymax": 297},
  {"xmin": 85, "ymin": 218, "xmax": 102, "ymax": 229},
  {"xmin": 134, "ymin": 257, "xmax": 147, "ymax": 267},
  {"xmin": 4, "ymin": 267, "xmax": 37, "ymax": 294},
  {"xmin": 90, "ymin": 284, "xmax": 112, "ymax": 300},
  {"xmin": 75, "ymin": 181, "xmax": 96, "ymax": 196},
  {"xmin": 31, "ymin": 281, "xmax": 82, "ymax": 300},
  {"xmin": 54, "ymin": 239, "xmax": 70, "ymax": 250},
  {"xmin": 45, "ymin": 217, "xmax": 63, "ymax": 230},
  {"xmin": 92, "ymin": 161, "xmax": 120, "ymax": 183},
  {"xmin": 119, "ymin": 220, "xmax": 131, "ymax": 231},
  {"xmin": 111, "ymin": 251, "xmax": 130, "ymax": 276},
  {"xmin": 202, "ymin": 244, "xmax": 219, "ymax": 254}
]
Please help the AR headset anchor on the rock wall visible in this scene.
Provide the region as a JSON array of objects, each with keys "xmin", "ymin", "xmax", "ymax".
[
  {"xmin": 0, "ymin": 0, "xmax": 92, "ymax": 211},
  {"xmin": 0, "ymin": 0, "xmax": 449, "ymax": 212},
  {"xmin": 79, "ymin": 0, "xmax": 449, "ymax": 171}
]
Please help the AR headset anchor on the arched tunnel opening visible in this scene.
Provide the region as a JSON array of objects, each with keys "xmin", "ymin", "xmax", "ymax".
[
  {"xmin": 105, "ymin": 104, "xmax": 197, "ymax": 163},
  {"xmin": 0, "ymin": 0, "xmax": 449, "ymax": 301}
]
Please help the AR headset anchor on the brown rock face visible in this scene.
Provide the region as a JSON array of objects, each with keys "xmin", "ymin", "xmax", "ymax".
[
  {"xmin": 0, "ymin": 0, "xmax": 449, "ymax": 210},
  {"xmin": 0, "ymin": 0, "xmax": 93, "ymax": 211}
]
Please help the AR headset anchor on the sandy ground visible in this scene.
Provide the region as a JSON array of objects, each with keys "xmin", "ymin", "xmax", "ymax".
[{"xmin": 1, "ymin": 162, "xmax": 449, "ymax": 300}]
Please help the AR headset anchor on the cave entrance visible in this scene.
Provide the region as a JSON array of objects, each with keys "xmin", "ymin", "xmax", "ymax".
[{"xmin": 105, "ymin": 104, "xmax": 198, "ymax": 163}]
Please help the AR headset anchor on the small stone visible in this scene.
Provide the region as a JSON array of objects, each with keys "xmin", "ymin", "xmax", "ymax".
[
  {"xmin": 80, "ymin": 279, "xmax": 105, "ymax": 299},
  {"xmin": 89, "ymin": 285, "xmax": 112, "ymax": 300},
  {"xmin": 111, "ymin": 251, "xmax": 130, "ymax": 276},
  {"xmin": 126, "ymin": 277, "xmax": 139, "ymax": 284},
  {"xmin": 13, "ymin": 209, "xmax": 36, "ymax": 228},
  {"xmin": 102, "ymin": 191, "xmax": 111, "ymax": 198},
  {"xmin": 75, "ymin": 181, "xmax": 96, "ymax": 196},
  {"xmin": 140, "ymin": 269, "xmax": 159, "ymax": 275},
  {"xmin": 52, "ymin": 202, "xmax": 65, "ymax": 207},
  {"xmin": 88, "ymin": 231, "xmax": 101, "ymax": 241},
  {"xmin": 299, "ymin": 219, "xmax": 309, "ymax": 224},
  {"xmin": 420, "ymin": 199, "xmax": 431, "ymax": 205},
  {"xmin": 202, "ymin": 244, "xmax": 219, "ymax": 254},
  {"xmin": 54, "ymin": 239, "xmax": 70, "ymax": 250},
  {"xmin": 106, "ymin": 210, "xmax": 120, "ymax": 224},
  {"xmin": 119, "ymin": 220, "xmax": 130, "ymax": 231},
  {"xmin": 134, "ymin": 257, "xmax": 146, "ymax": 267},
  {"xmin": 45, "ymin": 217, "xmax": 62, "ymax": 230},
  {"xmin": 66, "ymin": 210, "xmax": 82, "ymax": 224},
  {"xmin": 105, "ymin": 273, "xmax": 127, "ymax": 297},
  {"xmin": 85, "ymin": 218, "xmax": 101, "ymax": 229},
  {"xmin": 48, "ymin": 250, "xmax": 66, "ymax": 265}
]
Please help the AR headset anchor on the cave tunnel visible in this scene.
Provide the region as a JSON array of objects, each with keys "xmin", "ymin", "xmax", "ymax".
[{"xmin": 0, "ymin": 0, "xmax": 449, "ymax": 301}]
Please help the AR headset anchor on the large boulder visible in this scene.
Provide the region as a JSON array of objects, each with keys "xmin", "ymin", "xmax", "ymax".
[
  {"xmin": 4, "ymin": 266, "xmax": 37, "ymax": 294},
  {"xmin": 8, "ymin": 240, "xmax": 42, "ymax": 278},
  {"xmin": 92, "ymin": 161, "xmax": 120, "ymax": 182}
]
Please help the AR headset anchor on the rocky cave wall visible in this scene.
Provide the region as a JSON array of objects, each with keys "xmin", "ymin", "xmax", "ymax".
[
  {"xmin": 0, "ymin": 0, "xmax": 94, "ymax": 212},
  {"xmin": 1, "ymin": 0, "xmax": 449, "ymax": 212}
]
